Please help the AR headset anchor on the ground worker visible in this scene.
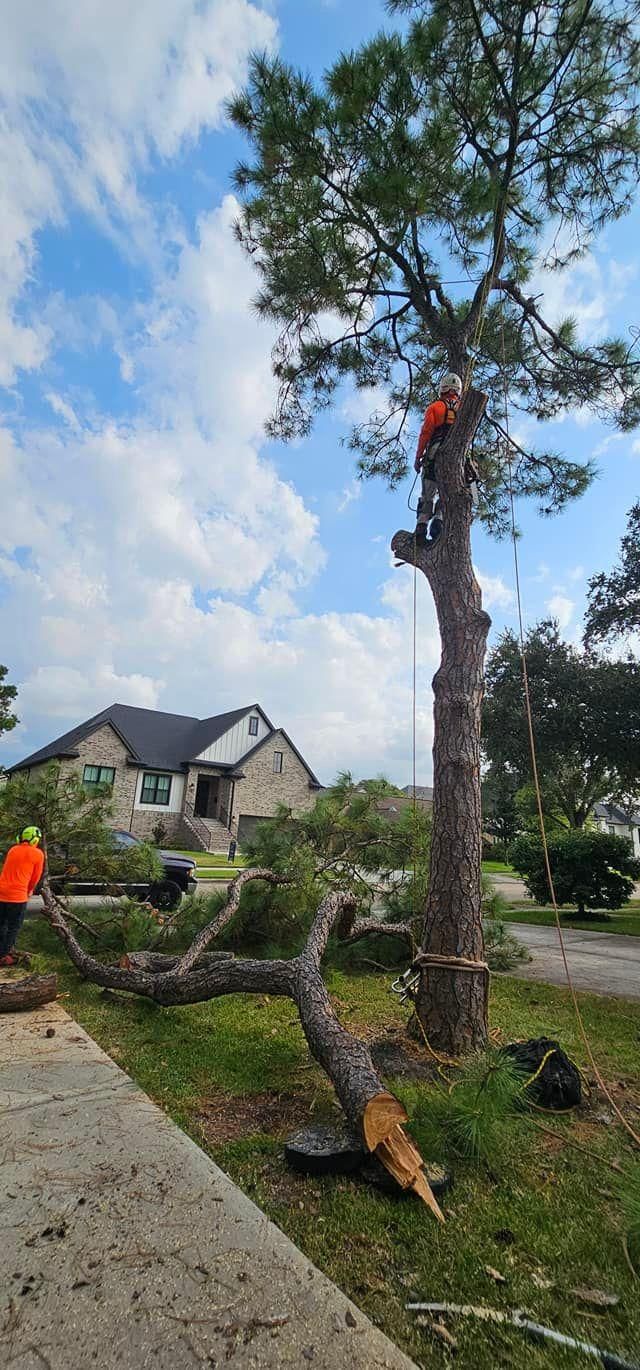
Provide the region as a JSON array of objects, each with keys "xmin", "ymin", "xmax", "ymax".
[
  {"xmin": 414, "ymin": 372, "xmax": 480, "ymax": 543},
  {"xmin": 0, "ymin": 826, "xmax": 44, "ymax": 966}
]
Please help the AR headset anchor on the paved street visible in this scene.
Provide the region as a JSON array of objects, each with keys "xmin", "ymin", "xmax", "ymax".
[{"xmin": 506, "ymin": 921, "xmax": 640, "ymax": 1000}]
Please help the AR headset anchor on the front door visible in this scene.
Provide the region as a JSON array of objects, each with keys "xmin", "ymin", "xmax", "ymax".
[{"xmin": 194, "ymin": 775, "xmax": 219, "ymax": 819}]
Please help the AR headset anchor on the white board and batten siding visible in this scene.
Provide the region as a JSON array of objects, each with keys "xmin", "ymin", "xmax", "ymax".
[
  {"xmin": 195, "ymin": 710, "xmax": 270, "ymax": 766},
  {"xmin": 134, "ymin": 770, "xmax": 185, "ymax": 814}
]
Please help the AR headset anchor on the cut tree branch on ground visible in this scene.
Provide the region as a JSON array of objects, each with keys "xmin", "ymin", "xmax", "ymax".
[
  {"xmin": 0, "ymin": 973, "xmax": 58, "ymax": 1013},
  {"xmin": 39, "ymin": 871, "xmax": 442, "ymax": 1219}
]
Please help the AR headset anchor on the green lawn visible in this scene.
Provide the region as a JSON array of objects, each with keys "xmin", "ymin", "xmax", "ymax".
[
  {"xmin": 174, "ymin": 848, "xmax": 247, "ymax": 867},
  {"xmin": 19, "ymin": 914, "xmax": 640, "ymax": 1370},
  {"xmin": 506, "ymin": 906, "xmax": 640, "ymax": 936},
  {"xmin": 194, "ymin": 869, "xmax": 237, "ymax": 881},
  {"xmin": 481, "ymin": 860, "xmax": 515, "ymax": 874}
]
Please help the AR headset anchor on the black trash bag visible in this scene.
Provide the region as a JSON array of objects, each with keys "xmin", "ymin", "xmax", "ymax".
[{"xmin": 503, "ymin": 1037, "xmax": 582, "ymax": 1110}]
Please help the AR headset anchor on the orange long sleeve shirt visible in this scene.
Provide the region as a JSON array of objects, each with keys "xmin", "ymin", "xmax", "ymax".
[
  {"xmin": 0, "ymin": 843, "xmax": 45, "ymax": 902},
  {"xmin": 416, "ymin": 398, "xmax": 448, "ymax": 463}
]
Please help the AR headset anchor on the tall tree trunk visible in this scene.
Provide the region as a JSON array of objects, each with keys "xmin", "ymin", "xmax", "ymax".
[{"xmin": 392, "ymin": 388, "xmax": 490, "ymax": 1056}]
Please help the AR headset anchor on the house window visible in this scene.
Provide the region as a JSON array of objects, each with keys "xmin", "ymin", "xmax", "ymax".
[
  {"xmin": 273, "ymin": 751, "xmax": 283, "ymax": 774},
  {"xmin": 83, "ymin": 764, "xmax": 115, "ymax": 793},
  {"xmin": 248, "ymin": 716, "xmax": 259, "ymax": 737},
  {"xmin": 140, "ymin": 772, "xmax": 171, "ymax": 806}
]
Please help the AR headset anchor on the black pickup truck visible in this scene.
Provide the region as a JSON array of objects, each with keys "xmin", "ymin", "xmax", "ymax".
[{"xmin": 48, "ymin": 829, "xmax": 197, "ymax": 910}]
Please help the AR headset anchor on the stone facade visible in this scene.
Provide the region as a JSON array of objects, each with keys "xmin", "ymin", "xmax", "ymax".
[
  {"xmin": 21, "ymin": 719, "xmax": 318, "ymax": 852},
  {"xmin": 128, "ymin": 810, "xmax": 185, "ymax": 845},
  {"xmin": 56, "ymin": 724, "xmax": 138, "ymax": 829},
  {"xmin": 53, "ymin": 724, "xmax": 185, "ymax": 844},
  {"xmin": 232, "ymin": 731, "xmax": 316, "ymax": 825}
]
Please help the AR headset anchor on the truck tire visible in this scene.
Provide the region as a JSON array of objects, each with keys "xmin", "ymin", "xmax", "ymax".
[{"xmin": 147, "ymin": 879, "xmax": 182, "ymax": 912}]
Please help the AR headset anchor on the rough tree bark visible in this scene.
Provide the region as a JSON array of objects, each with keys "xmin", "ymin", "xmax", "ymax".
[
  {"xmin": 40, "ymin": 874, "xmax": 443, "ymax": 1219},
  {"xmin": 392, "ymin": 388, "xmax": 491, "ymax": 1056},
  {"xmin": 0, "ymin": 973, "xmax": 58, "ymax": 1012}
]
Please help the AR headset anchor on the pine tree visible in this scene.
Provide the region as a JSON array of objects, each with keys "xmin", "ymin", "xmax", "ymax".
[{"xmin": 229, "ymin": 0, "xmax": 640, "ymax": 1052}]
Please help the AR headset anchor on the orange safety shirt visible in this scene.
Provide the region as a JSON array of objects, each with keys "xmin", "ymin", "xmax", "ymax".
[
  {"xmin": 416, "ymin": 395, "xmax": 460, "ymax": 465},
  {"xmin": 0, "ymin": 843, "xmax": 45, "ymax": 903}
]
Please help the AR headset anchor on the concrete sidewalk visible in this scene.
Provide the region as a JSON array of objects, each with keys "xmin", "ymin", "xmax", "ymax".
[
  {"xmin": 506, "ymin": 920, "xmax": 640, "ymax": 1000},
  {"xmin": 0, "ymin": 1003, "xmax": 416, "ymax": 1370}
]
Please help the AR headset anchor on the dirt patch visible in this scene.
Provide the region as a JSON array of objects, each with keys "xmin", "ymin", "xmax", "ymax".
[
  {"xmin": 370, "ymin": 1031, "xmax": 441, "ymax": 1083},
  {"xmin": 194, "ymin": 1089, "xmax": 322, "ymax": 1144}
]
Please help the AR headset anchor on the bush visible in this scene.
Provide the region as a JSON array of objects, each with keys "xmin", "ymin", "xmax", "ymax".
[
  {"xmin": 482, "ymin": 838, "xmax": 509, "ymax": 862},
  {"xmin": 510, "ymin": 828, "xmax": 640, "ymax": 917}
]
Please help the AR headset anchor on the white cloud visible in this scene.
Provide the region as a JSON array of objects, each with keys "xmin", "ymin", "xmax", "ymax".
[
  {"xmin": 475, "ymin": 569, "xmax": 514, "ymax": 610},
  {"xmin": 0, "ymin": 0, "xmax": 449, "ymax": 788},
  {"xmin": 340, "ymin": 385, "xmax": 390, "ymax": 426},
  {"xmin": 18, "ymin": 665, "xmax": 161, "ymax": 721},
  {"xmin": 568, "ymin": 564, "xmax": 584, "ymax": 582},
  {"xmin": 45, "ymin": 392, "xmax": 80, "ymax": 431},
  {"xmin": 546, "ymin": 593, "xmax": 575, "ymax": 630},
  {"xmin": 337, "ymin": 479, "xmax": 363, "ymax": 514},
  {"xmin": 0, "ymin": 0, "xmax": 278, "ymax": 384},
  {"xmin": 531, "ymin": 230, "xmax": 636, "ymax": 345}
]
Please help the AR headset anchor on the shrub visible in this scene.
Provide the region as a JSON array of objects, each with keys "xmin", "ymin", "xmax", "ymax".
[{"xmin": 510, "ymin": 828, "xmax": 640, "ymax": 917}]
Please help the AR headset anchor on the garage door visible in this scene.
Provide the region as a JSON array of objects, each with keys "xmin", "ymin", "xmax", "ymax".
[{"xmin": 237, "ymin": 815, "xmax": 264, "ymax": 848}]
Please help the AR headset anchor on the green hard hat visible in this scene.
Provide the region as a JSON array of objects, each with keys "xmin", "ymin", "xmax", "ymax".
[{"xmin": 17, "ymin": 825, "xmax": 42, "ymax": 846}]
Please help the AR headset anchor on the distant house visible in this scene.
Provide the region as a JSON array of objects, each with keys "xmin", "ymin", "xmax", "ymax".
[
  {"xmin": 7, "ymin": 702, "xmax": 321, "ymax": 851},
  {"xmin": 593, "ymin": 801, "xmax": 640, "ymax": 859},
  {"xmin": 401, "ymin": 785, "xmax": 434, "ymax": 810}
]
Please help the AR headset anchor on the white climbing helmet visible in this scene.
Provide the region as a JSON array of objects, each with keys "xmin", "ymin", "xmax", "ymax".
[{"xmin": 439, "ymin": 371, "xmax": 463, "ymax": 396}]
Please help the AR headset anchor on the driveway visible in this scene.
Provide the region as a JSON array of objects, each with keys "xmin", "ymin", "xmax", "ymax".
[{"xmin": 506, "ymin": 921, "xmax": 640, "ymax": 1000}]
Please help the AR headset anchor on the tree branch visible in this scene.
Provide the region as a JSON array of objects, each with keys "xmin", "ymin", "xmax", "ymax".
[{"xmin": 39, "ymin": 876, "xmax": 442, "ymax": 1217}]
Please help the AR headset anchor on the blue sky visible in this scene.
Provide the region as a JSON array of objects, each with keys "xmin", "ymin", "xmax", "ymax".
[{"xmin": 0, "ymin": 0, "xmax": 638, "ymax": 786}]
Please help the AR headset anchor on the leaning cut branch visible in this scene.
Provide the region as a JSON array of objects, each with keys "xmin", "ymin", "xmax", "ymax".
[{"xmin": 40, "ymin": 875, "xmax": 442, "ymax": 1219}]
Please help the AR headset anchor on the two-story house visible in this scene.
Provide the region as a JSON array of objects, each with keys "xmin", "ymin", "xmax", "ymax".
[{"xmin": 7, "ymin": 702, "xmax": 322, "ymax": 851}]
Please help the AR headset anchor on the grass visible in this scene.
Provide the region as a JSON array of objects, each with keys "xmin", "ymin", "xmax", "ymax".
[
  {"xmin": 481, "ymin": 860, "xmax": 515, "ymax": 874},
  {"xmin": 506, "ymin": 906, "xmax": 640, "ymax": 936},
  {"xmin": 19, "ymin": 916, "xmax": 640, "ymax": 1369},
  {"xmin": 174, "ymin": 848, "xmax": 247, "ymax": 867},
  {"xmin": 195, "ymin": 869, "xmax": 238, "ymax": 881}
]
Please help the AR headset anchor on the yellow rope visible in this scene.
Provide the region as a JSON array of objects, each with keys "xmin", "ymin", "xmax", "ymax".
[
  {"xmin": 498, "ymin": 296, "xmax": 640, "ymax": 1150},
  {"xmin": 519, "ymin": 1046, "xmax": 557, "ymax": 1094}
]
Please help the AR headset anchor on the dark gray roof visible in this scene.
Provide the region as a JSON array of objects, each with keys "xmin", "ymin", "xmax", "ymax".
[
  {"xmin": 402, "ymin": 784, "xmax": 434, "ymax": 802},
  {"xmin": 8, "ymin": 702, "xmax": 258, "ymax": 774},
  {"xmin": 594, "ymin": 801, "xmax": 640, "ymax": 825}
]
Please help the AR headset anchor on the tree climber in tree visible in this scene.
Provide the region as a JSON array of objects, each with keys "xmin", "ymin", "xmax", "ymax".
[{"xmin": 414, "ymin": 372, "xmax": 480, "ymax": 544}]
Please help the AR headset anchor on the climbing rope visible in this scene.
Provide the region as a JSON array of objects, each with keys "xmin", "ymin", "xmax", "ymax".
[
  {"xmin": 402, "ymin": 198, "xmax": 640, "ymax": 1147},
  {"xmin": 498, "ymin": 297, "xmax": 640, "ymax": 1149}
]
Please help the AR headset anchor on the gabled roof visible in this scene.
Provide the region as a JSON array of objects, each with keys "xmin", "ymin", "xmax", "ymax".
[
  {"xmin": 8, "ymin": 702, "xmax": 260, "ymax": 775},
  {"xmin": 594, "ymin": 801, "xmax": 640, "ymax": 826},
  {"xmin": 231, "ymin": 727, "xmax": 322, "ymax": 788},
  {"xmin": 402, "ymin": 784, "xmax": 434, "ymax": 802}
]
